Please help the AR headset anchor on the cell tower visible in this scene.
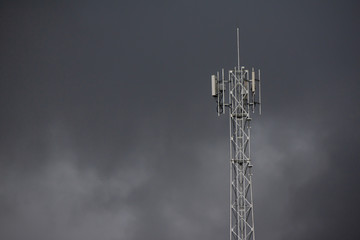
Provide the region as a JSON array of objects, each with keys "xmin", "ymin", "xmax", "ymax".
[{"xmin": 211, "ymin": 28, "xmax": 261, "ymax": 240}]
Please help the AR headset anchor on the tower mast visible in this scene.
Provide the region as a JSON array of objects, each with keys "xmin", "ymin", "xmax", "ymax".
[{"xmin": 211, "ymin": 28, "xmax": 262, "ymax": 240}]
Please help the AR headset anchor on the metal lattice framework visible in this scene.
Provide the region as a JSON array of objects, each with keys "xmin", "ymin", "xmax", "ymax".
[
  {"xmin": 229, "ymin": 68, "xmax": 255, "ymax": 240},
  {"xmin": 211, "ymin": 28, "xmax": 261, "ymax": 240}
]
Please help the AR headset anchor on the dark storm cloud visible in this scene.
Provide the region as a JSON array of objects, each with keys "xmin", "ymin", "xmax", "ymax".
[{"xmin": 0, "ymin": 0, "xmax": 360, "ymax": 240}]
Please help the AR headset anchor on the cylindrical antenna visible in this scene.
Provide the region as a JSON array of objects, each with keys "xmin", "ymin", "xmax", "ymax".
[
  {"xmin": 237, "ymin": 28, "xmax": 240, "ymax": 71},
  {"xmin": 217, "ymin": 71, "xmax": 220, "ymax": 116},
  {"xmin": 222, "ymin": 68, "xmax": 225, "ymax": 114},
  {"xmin": 252, "ymin": 68, "xmax": 256, "ymax": 93},
  {"xmin": 258, "ymin": 69, "xmax": 261, "ymax": 115}
]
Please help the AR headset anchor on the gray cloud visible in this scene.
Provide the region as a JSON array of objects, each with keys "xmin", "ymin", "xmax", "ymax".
[{"xmin": 0, "ymin": 0, "xmax": 360, "ymax": 240}]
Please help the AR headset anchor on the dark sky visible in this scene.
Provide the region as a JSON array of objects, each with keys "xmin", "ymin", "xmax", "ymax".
[{"xmin": 1, "ymin": 1, "xmax": 360, "ymax": 239}]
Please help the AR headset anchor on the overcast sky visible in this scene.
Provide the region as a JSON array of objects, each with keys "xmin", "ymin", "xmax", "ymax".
[{"xmin": 1, "ymin": 1, "xmax": 360, "ymax": 240}]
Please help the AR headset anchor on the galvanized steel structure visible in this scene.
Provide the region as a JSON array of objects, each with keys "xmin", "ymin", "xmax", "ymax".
[{"xmin": 211, "ymin": 29, "xmax": 261, "ymax": 240}]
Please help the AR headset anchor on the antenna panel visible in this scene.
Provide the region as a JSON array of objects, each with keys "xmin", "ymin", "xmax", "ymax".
[
  {"xmin": 252, "ymin": 68, "xmax": 256, "ymax": 93},
  {"xmin": 211, "ymin": 75, "xmax": 218, "ymax": 97}
]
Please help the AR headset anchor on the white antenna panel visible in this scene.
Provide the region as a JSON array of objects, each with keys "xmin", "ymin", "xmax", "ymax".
[
  {"xmin": 211, "ymin": 75, "xmax": 218, "ymax": 97},
  {"xmin": 252, "ymin": 68, "xmax": 256, "ymax": 93}
]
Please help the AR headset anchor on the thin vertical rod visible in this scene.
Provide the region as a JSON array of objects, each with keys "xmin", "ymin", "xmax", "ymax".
[
  {"xmin": 237, "ymin": 28, "xmax": 240, "ymax": 71},
  {"xmin": 217, "ymin": 71, "xmax": 220, "ymax": 116},
  {"xmin": 222, "ymin": 68, "xmax": 225, "ymax": 113},
  {"xmin": 258, "ymin": 69, "xmax": 261, "ymax": 115}
]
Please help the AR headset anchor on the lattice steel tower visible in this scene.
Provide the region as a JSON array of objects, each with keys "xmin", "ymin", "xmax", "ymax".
[{"xmin": 211, "ymin": 28, "xmax": 261, "ymax": 240}]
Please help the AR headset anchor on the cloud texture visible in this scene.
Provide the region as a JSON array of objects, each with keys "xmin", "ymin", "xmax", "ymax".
[{"xmin": 0, "ymin": 1, "xmax": 360, "ymax": 239}]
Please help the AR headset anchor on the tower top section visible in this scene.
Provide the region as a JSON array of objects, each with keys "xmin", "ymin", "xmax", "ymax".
[{"xmin": 210, "ymin": 28, "xmax": 261, "ymax": 117}]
